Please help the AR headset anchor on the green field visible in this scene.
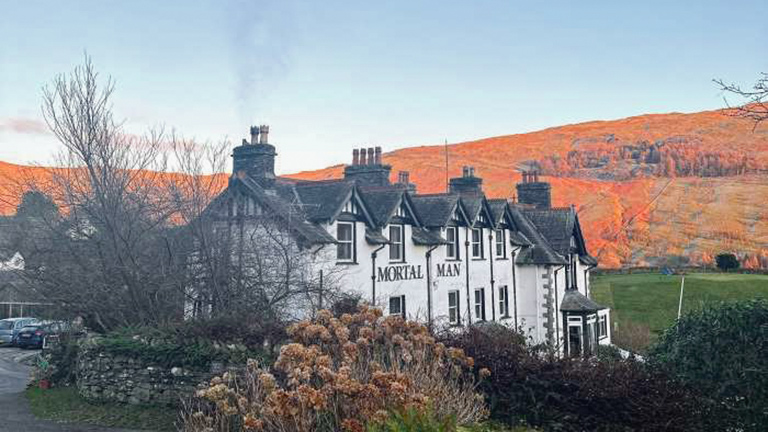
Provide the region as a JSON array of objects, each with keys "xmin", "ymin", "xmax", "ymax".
[{"xmin": 591, "ymin": 272, "xmax": 768, "ymax": 351}]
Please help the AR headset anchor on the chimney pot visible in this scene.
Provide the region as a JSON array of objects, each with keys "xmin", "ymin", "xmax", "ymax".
[
  {"xmin": 259, "ymin": 125, "xmax": 269, "ymax": 144},
  {"xmin": 367, "ymin": 147, "xmax": 375, "ymax": 165},
  {"xmin": 359, "ymin": 147, "xmax": 367, "ymax": 165},
  {"xmin": 250, "ymin": 126, "xmax": 259, "ymax": 145},
  {"xmin": 375, "ymin": 146, "xmax": 382, "ymax": 164},
  {"xmin": 352, "ymin": 149, "xmax": 359, "ymax": 165},
  {"xmin": 398, "ymin": 171, "xmax": 409, "ymax": 184}
]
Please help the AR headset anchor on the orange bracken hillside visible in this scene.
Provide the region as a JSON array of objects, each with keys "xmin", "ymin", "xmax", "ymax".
[
  {"xmin": 1, "ymin": 109, "xmax": 766, "ymax": 268},
  {"xmin": 287, "ymin": 109, "xmax": 768, "ymax": 269}
]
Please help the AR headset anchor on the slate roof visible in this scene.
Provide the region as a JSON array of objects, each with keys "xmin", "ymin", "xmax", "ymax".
[
  {"xmin": 560, "ymin": 289, "xmax": 606, "ymax": 312},
  {"xmin": 460, "ymin": 195, "xmax": 484, "ymax": 225},
  {"xmin": 213, "ymin": 166, "xmax": 594, "ymax": 263},
  {"xmin": 365, "ymin": 228, "xmax": 389, "ymax": 245},
  {"xmin": 359, "ymin": 188, "xmax": 405, "ymax": 227},
  {"xmin": 235, "ymin": 177, "xmax": 337, "ymax": 245},
  {"xmin": 410, "ymin": 194, "xmax": 461, "ymax": 228},
  {"xmin": 522, "ymin": 207, "xmax": 577, "ymax": 256},
  {"xmin": 411, "ymin": 227, "xmax": 449, "ymax": 246},
  {"xmin": 292, "ymin": 180, "xmax": 355, "ymax": 223},
  {"xmin": 487, "ymin": 199, "xmax": 509, "ymax": 227},
  {"xmin": 508, "ymin": 205, "xmax": 567, "ymax": 265}
]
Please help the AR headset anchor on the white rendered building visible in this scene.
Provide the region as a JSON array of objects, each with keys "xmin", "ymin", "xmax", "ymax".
[{"xmin": 197, "ymin": 126, "xmax": 611, "ymax": 356}]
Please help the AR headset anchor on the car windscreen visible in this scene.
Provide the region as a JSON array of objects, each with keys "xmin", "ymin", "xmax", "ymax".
[
  {"xmin": 20, "ymin": 326, "xmax": 41, "ymax": 332},
  {"xmin": 0, "ymin": 321, "xmax": 13, "ymax": 330}
]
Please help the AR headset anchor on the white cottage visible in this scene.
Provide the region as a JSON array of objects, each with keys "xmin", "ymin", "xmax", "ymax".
[{"xmin": 196, "ymin": 126, "xmax": 611, "ymax": 356}]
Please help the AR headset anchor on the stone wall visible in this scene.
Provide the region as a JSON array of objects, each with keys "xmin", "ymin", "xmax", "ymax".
[{"xmin": 76, "ymin": 349, "xmax": 220, "ymax": 406}]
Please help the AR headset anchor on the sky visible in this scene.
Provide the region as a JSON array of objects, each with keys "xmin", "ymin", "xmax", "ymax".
[{"xmin": 1, "ymin": 0, "xmax": 766, "ymax": 174}]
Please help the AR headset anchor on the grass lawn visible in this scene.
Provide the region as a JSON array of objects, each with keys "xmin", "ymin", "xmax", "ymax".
[
  {"xmin": 591, "ymin": 272, "xmax": 768, "ymax": 350},
  {"xmin": 25, "ymin": 386, "xmax": 177, "ymax": 431}
]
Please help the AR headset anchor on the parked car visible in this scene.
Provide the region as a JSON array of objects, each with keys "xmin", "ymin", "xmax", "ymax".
[
  {"xmin": 0, "ymin": 318, "xmax": 39, "ymax": 346},
  {"xmin": 16, "ymin": 321, "xmax": 69, "ymax": 349}
]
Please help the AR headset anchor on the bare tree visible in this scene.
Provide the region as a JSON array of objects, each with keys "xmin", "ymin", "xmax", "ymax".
[
  {"xmin": 715, "ymin": 73, "xmax": 768, "ymax": 126},
  {"xmin": 8, "ymin": 55, "xmax": 344, "ymax": 333}
]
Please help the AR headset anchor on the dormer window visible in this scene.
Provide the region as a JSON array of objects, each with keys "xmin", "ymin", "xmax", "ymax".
[
  {"xmin": 446, "ymin": 226, "xmax": 459, "ymax": 260},
  {"xmin": 336, "ymin": 222, "xmax": 355, "ymax": 262},
  {"xmin": 471, "ymin": 228, "xmax": 484, "ymax": 259},
  {"xmin": 389, "ymin": 225, "xmax": 404, "ymax": 262}
]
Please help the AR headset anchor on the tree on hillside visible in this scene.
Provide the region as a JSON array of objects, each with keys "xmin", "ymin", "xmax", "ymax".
[
  {"xmin": 715, "ymin": 73, "xmax": 768, "ymax": 126},
  {"xmin": 715, "ymin": 253, "xmax": 740, "ymax": 272}
]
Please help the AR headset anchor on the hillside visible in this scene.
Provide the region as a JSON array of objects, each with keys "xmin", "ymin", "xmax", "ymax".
[
  {"xmin": 1, "ymin": 109, "xmax": 766, "ymax": 268},
  {"xmin": 287, "ymin": 109, "xmax": 768, "ymax": 268}
]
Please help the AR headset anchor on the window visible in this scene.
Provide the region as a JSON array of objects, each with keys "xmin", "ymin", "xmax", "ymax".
[
  {"xmin": 474, "ymin": 288, "xmax": 486, "ymax": 321},
  {"xmin": 448, "ymin": 291, "xmax": 460, "ymax": 325},
  {"xmin": 389, "ymin": 225, "xmax": 404, "ymax": 262},
  {"xmin": 389, "ymin": 295, "xmax": 406, "ymax": 318},
  {"xmin": 445, "ymin": 227, "xmax": 459, "ymax": 260},
  {"xmin": 598, "ymin": 315, "xmax": 608, "ymax": 339},
  {"xmin": 336, "ymin": 222, "xmax": 354, "ymax": 262},
  {"xmin": 498, "ymin": 285, "xmax": 509, "ymax": 317},
  {"xmin": 471, "ymin": 228, "xmax": 483, "ymax": 259},
  {"xmin": 495, "ymin": 229, "xmax": 506, "ymax": 258}
]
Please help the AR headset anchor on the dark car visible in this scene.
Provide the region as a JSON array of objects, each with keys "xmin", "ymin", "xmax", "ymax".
[
  {"xmin": 16, "ymin": 322, "xmax": 68, "ymax": 349},
  {"xmin": 0, "ymin": 318, "xmax": 39, "ymax": 346}
]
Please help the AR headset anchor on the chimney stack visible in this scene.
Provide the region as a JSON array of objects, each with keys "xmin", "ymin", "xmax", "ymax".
[
  {"xmin": 450, "ymin": 165, "xmax": 483, "ymax": 195},
  {"xmin": 232, "ymin": 125, "xmax": 277, "ymax": 189},
  {"xmin": 396, "ymin": 171, "xmax": 417, "ymax": 194},
  {"xmin": 344, "ymin": 145, "xmax": 392, "ymax": 187},
  {"xmin": 516, "ymin": 170, "xmax": 551, "ymax": 208}
]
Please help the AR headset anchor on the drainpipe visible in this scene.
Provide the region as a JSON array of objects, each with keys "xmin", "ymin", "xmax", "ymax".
[
  {"xmin": 510, "ymin": 246, "xmax": 522, "ymax": 329},
  {"xmin": 464, "ymin": 227, "xmax": 472, "ymax": 324},
  {"xmin": 425, "ymin": 244, "xmax": 439, "ymax": 328},
  {"xmin": 371, "ymin": 244, "xmax": 386, "ymax": 306},
  {"xmin": 583, "ymin": 262, "xmax": 597, "ymax": 298},
  {"xmin": 488, "ymin": 231, "xmax": 496, "ymax": 321},
  {"xmin": 311, "ymin": 244, "xmax": 326, "ymax": 308},
  {"xmin": 553, "ymin": 264, "xmax": 566, "ymax": 353}
]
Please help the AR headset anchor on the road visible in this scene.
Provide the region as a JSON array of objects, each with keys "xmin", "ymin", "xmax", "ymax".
[{"xmin": 0, "ymin": 347, "xmax": 142, "ymax": 432}]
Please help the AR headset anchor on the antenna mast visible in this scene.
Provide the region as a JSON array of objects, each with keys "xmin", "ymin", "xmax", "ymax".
[{"xmin": 444, "ymin": 138, "xmax": 449, "ymax": 193}]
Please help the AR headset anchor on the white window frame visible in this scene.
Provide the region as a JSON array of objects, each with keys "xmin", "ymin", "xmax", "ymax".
[
  {"xmin": 389, "ymin": 224, "xmax": 404, "ymax": 262},
  {"xmin": 495, "ymin": 229, "xmax": 506, "ymax": 258},
  {"xmin": 389, "ymin": 295, "xmax": 406, "ymax": 318},
  {"xmin": 448, "ymin": 290, "xmax": 460, "ymax": 325},
  {"xmin": 336, "ymin": 222, "xmax": 355, "ymax": 262},
  {"xmin": 599, "ymin": 315, "xmax": 608, "ymax": 340},
  {"xmin": 445, "ymin": 226, "xmax": 459, "ymax": 260},
  {"xmin": 471, "ymin": 228, "xmax": 483, "ymax": 259},
  {"xmin": 474, "ymin": 287, "xmax": 486, "ymax": 321},
  {"xmin": 498, "ymin": 285, "xmax": 509, "ymax": 317}
]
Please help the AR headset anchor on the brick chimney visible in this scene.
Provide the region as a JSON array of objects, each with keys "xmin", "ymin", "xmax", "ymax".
[
  {"xmin": 449, "ymin": 166, "xmax": 483, "ymax": 195},
  {"xmin": 516, "ymin": 170, "xmax": 551, "ymax": 208},
  {"xmin": 343, "ymin": 146, "xmax": 392, "ymax": 187},
  {"xmin": 232, "ymin": 124, "xmax": 277, "ymax": 189}
]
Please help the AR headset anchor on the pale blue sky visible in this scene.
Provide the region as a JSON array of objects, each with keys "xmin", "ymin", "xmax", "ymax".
[{"xmin": 1, "ymin": 0, "xmax": 766, "ymax": 173}]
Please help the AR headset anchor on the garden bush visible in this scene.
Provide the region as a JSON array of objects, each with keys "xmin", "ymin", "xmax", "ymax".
[
  {"xmin": 648, "ymin": 299, "xmax": 768, "ymax": 431},
  {"xmin": 446, "ymin": 323, "xmax": 713, "ymax": 432},
  {"xmin": 181, "ymin": 306, "xmax": 488, "ymax": 432}
]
